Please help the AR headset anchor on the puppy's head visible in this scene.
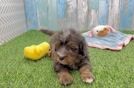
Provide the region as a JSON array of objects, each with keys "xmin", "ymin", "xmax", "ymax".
[{"xmin": 51, "ymin": 29, "xmax": 87, "ymax": 65}]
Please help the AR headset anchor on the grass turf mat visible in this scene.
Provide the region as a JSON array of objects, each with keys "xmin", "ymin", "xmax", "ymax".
[{"xmin": 0, "ymin": 30, "xmax": 134, "ymax": 88}]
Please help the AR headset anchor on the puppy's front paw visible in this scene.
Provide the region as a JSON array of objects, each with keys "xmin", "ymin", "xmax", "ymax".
[
  {"xmin": 58, "ymin": 72, "xmax": 73, "ymax": 86},
  {"xmin": 81, "ymin": 73, "xmax": 94, "ymax": 84},
  {"xmin": 79, "ymin": 65, "xmax": 95, "ymax": 84},
  {"xmin": 82, "ymin": 76, "xmax": 94, "ymax": 83}
]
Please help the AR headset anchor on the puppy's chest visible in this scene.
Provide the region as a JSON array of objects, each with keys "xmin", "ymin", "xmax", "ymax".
[
  {"xmin": 67, "ymin": 58, "xmax": 84, "ymax": 70},
  {"xmin": 68, "ymin": 64, "xmax": 78, "ymax": 70},
  {"xmin": 67, "ymin": 62, "xmax": 81, "ymax": 70}
]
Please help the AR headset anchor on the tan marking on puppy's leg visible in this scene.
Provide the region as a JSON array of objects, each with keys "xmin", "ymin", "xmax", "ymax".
[{"xmin": 79, "ymin": 65, "xmax": 94, "ymax": 84}]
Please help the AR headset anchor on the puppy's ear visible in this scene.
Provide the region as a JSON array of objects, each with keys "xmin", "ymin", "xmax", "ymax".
[{"xmin": 79, "ymin": 39, "xmax": 88, "ymax": 57}]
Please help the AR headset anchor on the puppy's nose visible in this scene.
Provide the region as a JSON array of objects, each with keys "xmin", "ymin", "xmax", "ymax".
[
  {"xmin": 59, "ymin": 57, "xmax": 65, "ymax": 61},
  {"xmin": 57, "ymin": 52, "xmax": 66, "ymax": 60},
  {"xmin": 58, "ymin": 54, "xmax": 66, "ymax": 61}
]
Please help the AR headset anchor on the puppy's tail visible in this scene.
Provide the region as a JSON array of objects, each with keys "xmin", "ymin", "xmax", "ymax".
[{"xmin": 40, "ymin": 29, "xmax": 55, "ymax": 36}]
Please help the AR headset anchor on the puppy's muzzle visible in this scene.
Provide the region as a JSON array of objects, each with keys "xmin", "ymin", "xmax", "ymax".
[{"xmin": 57, "ymin": 47, "xmax": 67, "ymax": 61}]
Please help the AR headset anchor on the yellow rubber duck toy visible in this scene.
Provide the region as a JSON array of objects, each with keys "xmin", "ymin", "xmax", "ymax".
[{"xmin": 24, "ymin": 42, "xmax": 50, "ymax": 60}]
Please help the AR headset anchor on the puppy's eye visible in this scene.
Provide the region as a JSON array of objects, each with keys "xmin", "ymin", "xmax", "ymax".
[
  {"xmin": 71, "ymin": 47, "xmax": 78, "ymax": 51},
  {"xmin": 60, "ymin": 42, "xmax": 64, "ymax": 45},
  {"xmin": 65, "ymin": 40, "xmax": 68, "ymax": 44},
  {"xmin": 55, "ymin": 48, "xmax": 57, "ymax": 51}
]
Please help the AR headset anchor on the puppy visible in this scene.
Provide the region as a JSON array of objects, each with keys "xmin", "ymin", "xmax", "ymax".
[{"xmin": 40, "ymin": 29, "xmax": 94, "ymax": 85}]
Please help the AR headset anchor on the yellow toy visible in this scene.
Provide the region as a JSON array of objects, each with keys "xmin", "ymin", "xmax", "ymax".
[{"xmin": 24, "ymin": 42, "xmax": 50, "ymax": 60}]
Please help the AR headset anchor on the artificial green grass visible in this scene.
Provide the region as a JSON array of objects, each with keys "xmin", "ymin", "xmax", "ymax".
[{"xmin": 0, "ymin": 30, "xmax": 134, "ymax": 88}]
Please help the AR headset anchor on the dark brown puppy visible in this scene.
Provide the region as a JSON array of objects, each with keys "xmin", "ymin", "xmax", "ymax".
[{"xmin": 40, "ymin": 29, "xmax": 94, "ymax": 85}]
